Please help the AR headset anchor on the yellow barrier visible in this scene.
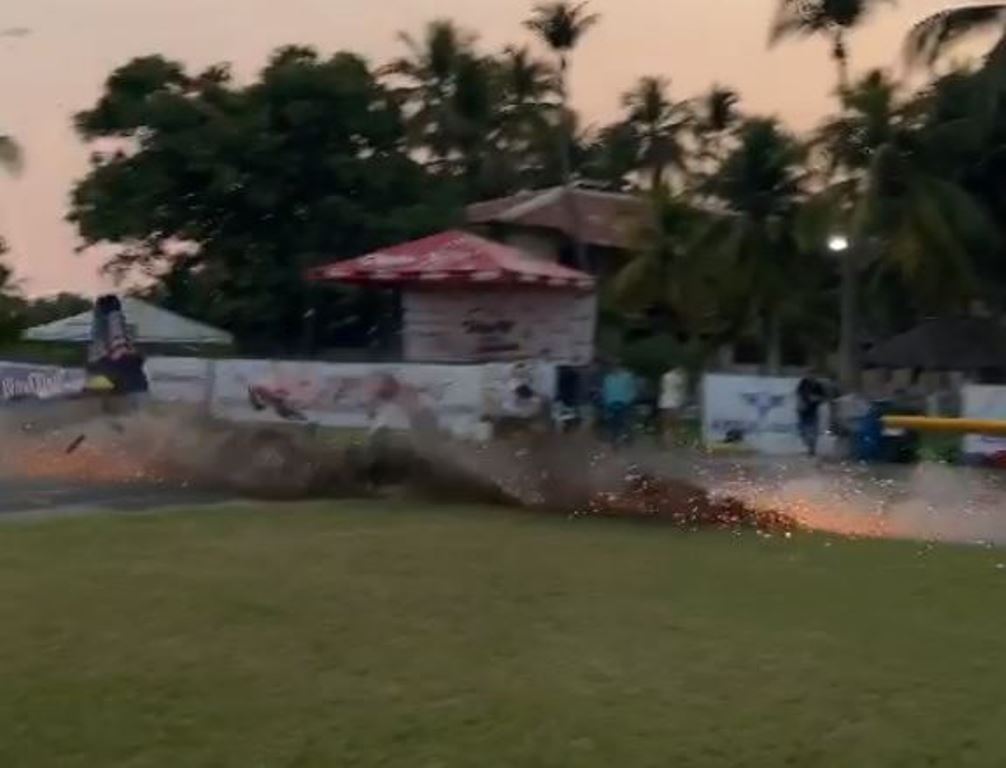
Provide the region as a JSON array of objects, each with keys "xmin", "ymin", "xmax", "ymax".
[{"xmin": 883, "ymin": 416, "xmax": 1006, "ymax": 437}]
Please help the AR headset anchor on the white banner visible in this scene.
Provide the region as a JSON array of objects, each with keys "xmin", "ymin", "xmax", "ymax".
[
  {"xmin": 962, "ymin": 385, "xmax": 1006, "ymax": 456},
  {"xmin": 145, "ymin": 356, "xmax": 212, "ymax": 404},
  {"xmin": 702, "ymin": 374, "xmax": 812, "ymax": 455},
  {"xmin": 209, "ymin": 360, "xmax": 489, "ymax": 437},
  {"xmin": 0, "ymin": 362, "xmax": 85, "ymax": 401},
  {"xmin": 481, "ymin": 361, "xmax": 557, "ymax": 418},
  {"xmin": 403, "ymin": 289, "xmax": 595, "ymax": 365}
]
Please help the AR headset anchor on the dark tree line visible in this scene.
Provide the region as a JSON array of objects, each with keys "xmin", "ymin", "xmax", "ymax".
[{"xmin": 54, "ymin": 1, "xmax": 1006, "ymax": 372}]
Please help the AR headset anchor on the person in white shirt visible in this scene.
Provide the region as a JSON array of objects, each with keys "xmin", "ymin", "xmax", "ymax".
[{"xmin": 659, "ymin": 367, "xmax": 687, "ymax": 444}]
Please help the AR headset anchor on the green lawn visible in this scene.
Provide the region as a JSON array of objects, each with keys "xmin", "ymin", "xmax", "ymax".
[{"xmin": 0, "ymin": 502, "xmax": 1004, "ymax": 767}]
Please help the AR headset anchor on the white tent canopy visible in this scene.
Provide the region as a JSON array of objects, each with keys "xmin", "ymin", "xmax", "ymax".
[{"xmin": 22, "ymin": 298, "xmax": 233, "ymax": 346}]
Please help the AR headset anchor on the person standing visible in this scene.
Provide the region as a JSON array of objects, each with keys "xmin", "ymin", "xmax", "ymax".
[
  {"xmin": 602, "ymin": 364, "xmax": 638, "ymax": 445},
  {"xmin": 659, "ymin": 366, "xmax": 687, "ymax": 445},
  {"xmin": 796, "ymin": 374, "xmax": 826, "ymax": 457}
]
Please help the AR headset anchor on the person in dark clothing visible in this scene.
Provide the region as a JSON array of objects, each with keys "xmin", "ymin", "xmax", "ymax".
[{"xmin": 796, "ymin": 375, "xmax": 826, "ymax": 456}]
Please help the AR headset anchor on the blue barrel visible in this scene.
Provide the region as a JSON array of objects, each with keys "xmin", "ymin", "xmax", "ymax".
[
  {"xmin": 852, "ymin": 401, "xmax": 886, "ymax": 462},
  {"xmin": 853, "ymin": 400, "xmax": 922, "ymax": 464}
]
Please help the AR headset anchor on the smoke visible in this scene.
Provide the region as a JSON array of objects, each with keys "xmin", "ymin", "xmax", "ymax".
[
  {"xmin": 693, "ymin": 459, "xmax": 1006, "ymax": 545},
  {"xmin": 2, "ymin": 403, "xmax": 1005, "ymax": 545}
]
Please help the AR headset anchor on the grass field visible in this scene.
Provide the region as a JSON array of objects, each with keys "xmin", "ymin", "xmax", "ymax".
[{"xmin": 0, "ymin": 502, "xmax": 1004, "ymax": 767}]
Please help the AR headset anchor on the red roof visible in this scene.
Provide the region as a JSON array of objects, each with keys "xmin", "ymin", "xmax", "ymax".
[
  {"xmin": 308, "ymin": 230, "xmax": 594, "ymax": 291},
  {"xmin": 466, "ymin": 186, "xmax": 646, "ymax": 250}
]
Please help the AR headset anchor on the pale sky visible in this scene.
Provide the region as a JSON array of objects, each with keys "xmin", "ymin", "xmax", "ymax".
[{"xmin": 0, "ymin": 0, "xmax": 970, "ymax": 295}]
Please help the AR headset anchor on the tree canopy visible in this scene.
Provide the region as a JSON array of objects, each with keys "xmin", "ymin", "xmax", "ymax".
[
  {"xmin": 61, "ymin": 2, "xmax": 1006, "ymax": 370},
  {"xmin": 71, "ymin": 49, "xmax": 461, "ymax": 351}
]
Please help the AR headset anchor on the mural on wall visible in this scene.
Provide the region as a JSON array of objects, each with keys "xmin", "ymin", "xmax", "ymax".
[
  {"xmin": 210, "ymin": 360, "xmax": 487, "ymax": 436},
  {"xmin": 403, "ymin": 290, "xmax": 596, "ymax": 365},
  {"xmin": 243, "ymin": 363, "xmax": 454, "ymax": 423}
]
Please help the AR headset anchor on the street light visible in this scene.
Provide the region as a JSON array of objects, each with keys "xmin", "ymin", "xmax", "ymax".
[
  {"xmin": 828, "ymin": 234, "xmax": 850, "ymax": 253},
  {"xmin": 828, "ymin": 232, "xmax": 858, "ymax": 390}
]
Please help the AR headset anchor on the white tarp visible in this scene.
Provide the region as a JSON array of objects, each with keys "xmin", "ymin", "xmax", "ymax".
[
  {"xmin": 702, "ymin": 373, "xmax": 814, "ymax": 455},
  {"xmin": 961, "ymin": 385, "xmax": 1006, "ymax": 457},
  {"xmin": 403, "ymin": 289, "xmax": 595, "ymax": 365},
  {"xmin": 23, "ymin": 299, "xmax": 233, "ymax": 346}
]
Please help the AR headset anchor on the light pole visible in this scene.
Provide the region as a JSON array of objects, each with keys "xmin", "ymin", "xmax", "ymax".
[{"xmin": 829, "ymin": 233, "xmax": 858, "ymax": 392}]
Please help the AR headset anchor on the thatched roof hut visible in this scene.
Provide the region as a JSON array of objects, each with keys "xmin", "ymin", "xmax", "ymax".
[{"xmin": 864, "ymin": 317, "xmax": 1006, "ymax": 372}]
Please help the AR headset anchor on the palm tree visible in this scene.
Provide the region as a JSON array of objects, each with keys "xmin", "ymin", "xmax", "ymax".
[
  {"xmin": 699, "ymin": 118, "xmax": 808, "ymax": 373},
  {"xmin": 815, "ymin": 70, "xmax": 996, "ymax": 314},
  {"xmin": 613, "ymin": 193, "xmax": 703, "ymax": 377},
  {"xmin": 770, "ymin": 0, "xmax": 895, "ymax": 94},
  {"xmin": 621, "ymin": 76, "xmax": 690, "ymax": 190},
  {"xmin": 493, "ymin": 46, "xmax": 558, "ymax": 186},
  {"xmin": 383, "ymin": 19, "xmax": 478, "ymax": 165},
  {"xmin": 581, "ymin": 121, "xmax": 640, "ymax": 191},
  {"xmin": 384, "ymin": 21, "xmax": 505, "ymax": 195},
  {"xmin": 697, "ymin": 85, "xmax": 739, "ymax": 145},
  {"xmin": 450, "ymin": 54, "xmax": 499, "ymax": 195},
  {"xmin": 613, "ymin": 192, "xmax": 700, "ymax": 315},
  {"xmin": 702, "ymin": 86, "xmax": 740, "ymax": 133},
  {"xmin": 524, "ymin": 1, "xmax": 599, "ymax": 112},
  {"xmin": 525, "ymin": 1, "xmax": 600, "ymax": 269},
  {"xmin": 904, "ymin": 4, "xmax": 1006, "ymax": 70},
  {"xmin": 813, "ymin": 69, "xmax": 901, "ymax": 182},
  {"xmin": 769, "ymin": 0, "xmax": 895, "ymax": 387},
  {"xmin": 499, "ymin": 45, "xmax": 556, "ymax": 112},
  {"xmin": 613, "ymin": 192, "xmax": 748, "ymax": 375},
  {"xmin": 691, "ymin": 85, "xmax": 741, "ymax": 187}
]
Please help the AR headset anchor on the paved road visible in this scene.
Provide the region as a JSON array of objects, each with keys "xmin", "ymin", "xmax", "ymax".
[{"xmin": 0, "ymin": 477, "xmax": 229, "ymax": 518}]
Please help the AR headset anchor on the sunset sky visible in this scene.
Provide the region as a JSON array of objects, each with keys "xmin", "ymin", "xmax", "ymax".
[{"xmin": 0, "ymin": 0, "xmax": 975, "ymax": 295}]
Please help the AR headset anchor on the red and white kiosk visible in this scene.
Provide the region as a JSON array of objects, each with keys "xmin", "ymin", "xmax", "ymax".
[{"xmin": 309, "ymin": 230, "xmax": 596, "ymax": 366}]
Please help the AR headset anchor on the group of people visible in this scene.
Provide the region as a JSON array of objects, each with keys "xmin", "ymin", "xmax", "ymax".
[
  {"xmin": 491, "ymin": 355, "xmax": 848, "ymax": 457},
  {"xmin": 592, "ymin": 364, "xmax": 687, "ymax": 445}
]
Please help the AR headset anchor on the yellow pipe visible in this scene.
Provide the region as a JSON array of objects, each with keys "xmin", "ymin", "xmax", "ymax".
[{"xmin": 883, "ymin": 416, "xmax": 1006, "ymax": 436}]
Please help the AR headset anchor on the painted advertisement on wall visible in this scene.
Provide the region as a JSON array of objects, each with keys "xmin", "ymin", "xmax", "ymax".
[
  {"xmin": 0, "ymin": 362, "xmax": 85, "ymax": 401},
  {"xmin": 702, "ymin": 373, "xmax": 809, "ymax": 455},
  {"xmin": 209, "ymin": 360, "xmax": 488, "ymax": 437},
  {"xmin": 962, "ymin": 385, "xmax": 1006, "ymax": 457},
  {"xmin": 403, "ymin": 289, "xmax": 596, "ymax": 365}
]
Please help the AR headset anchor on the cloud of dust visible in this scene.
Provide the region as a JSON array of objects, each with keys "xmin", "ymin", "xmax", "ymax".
[
  {"xmin": 705, "ymin": 460, "xmax": 1006, "ymax": 545},
  {"xmin": 2, "ymin": 402, "xmax": 1004, "ymax": 545}
]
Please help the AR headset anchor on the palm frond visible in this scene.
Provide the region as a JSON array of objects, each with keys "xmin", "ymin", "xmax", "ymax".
[
  {"xmin": 770, "ymin": 0, "xmax": 895, "ymax": 45},
  {"xmin": 769, "ymin": 0, "xmax": 828, "ymax": 44},
  {"xmin": 612, "ymin": 250, "xmax": 662, "ymax": 310},
  {"xmin": 525, "ymin": 2, "xmax": 599, "ymax": 52},
  {"xmin": 904, "ymin": 4, "xmax": 1006, "ymax": 67}
]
